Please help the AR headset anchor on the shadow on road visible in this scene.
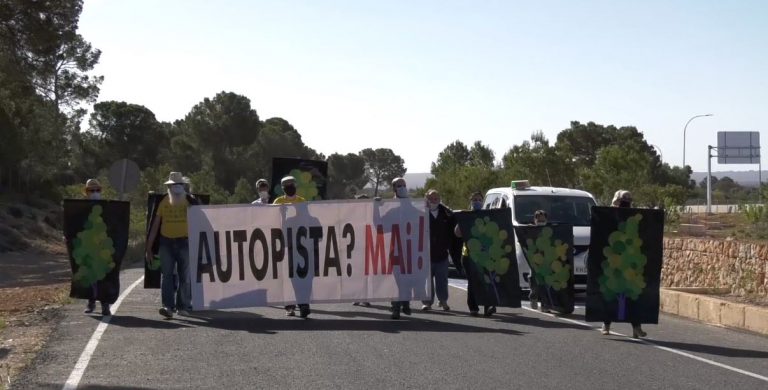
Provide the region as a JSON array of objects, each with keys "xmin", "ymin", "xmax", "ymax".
[
  {"xmin": 171, "ymin": 308, "xmax": 526, "ymax": 336},
  {"xmin": 491, "ymin": 312, "xmax": 592, "ymax": 330},
  {"xmin": 37, "ymin": 385, "xmax": 159, "ymax": 390},
  {"xmin": 104, "ymin": 315, "xmax": 193, "ymax": 330},
  {"xmin": 614, "ymin": 338, "xmax": 768, "ymax": 358}
]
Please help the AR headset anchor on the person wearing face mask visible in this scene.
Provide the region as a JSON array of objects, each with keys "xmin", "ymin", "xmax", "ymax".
[
  {"xmin": 146, "ymin": 172, "xmax": 200, "ymax": 319},
  {"xmin": 272, "ymin": 176, "xmax": 310, "ymax": 317},
  {"xmin": 421, "ymin": 189, "xmax": 462, "ymax": 312},
  {"xmin": 454, "ymin": 192, "xmax": 495, "ymax": 316},
  {"xmin": 251, "ymin": 179, "xmax": 271, "ymax": 205},
  {"xmin": 82, "ymin": 179, "xmax": 113, "ymax": 315},
  {"xmin": 389, "ymin": 177, "xmax": 413, "ymax": 319},
  {"xmin": 601, "ymin": 190, "xmax": 647, "ymax": 339}
]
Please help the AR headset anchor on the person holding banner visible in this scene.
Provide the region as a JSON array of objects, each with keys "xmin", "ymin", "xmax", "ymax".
[
  {"xmin": 527, "ymin": 210, "xmax": 548, "ymax": 311},
  {"xmin": 454, "ymin": 191, "xmax": 495, "ymax": 317},
  {"xmin": 601, "ymin": 190, "xmax": 647, "ymax": 339},
  {"xmin": 251, "ymin": 179, "xmax": 271, "ymax": 205},
  {"xmin": 146, "ymin": 172, "xmax": 199, "ymax": 319},
  {"xmin": 389, "ymin": 177, "xmax": 413, "ymax": 319},
  {"xmin": 81, "ymin": 179, "xmax": 112, "ymax": 316},
  {"xmin": 273, "ymin": 175, "xmax": 311, "ymax": 318},
  {"xmin": 352, "ymin": 194, "xmax": 372, "ymax": 308},
  {"xmin": 421, "ymin": 189, "xmax": 462, "ymax": 312}
]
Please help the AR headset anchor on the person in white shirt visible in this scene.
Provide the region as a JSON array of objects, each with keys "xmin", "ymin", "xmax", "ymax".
[{"xmin": 251, "ymin": 179, "xmax": 270, "ymax": 205}]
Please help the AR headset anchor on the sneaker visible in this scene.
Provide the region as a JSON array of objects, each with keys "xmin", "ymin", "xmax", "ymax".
[
  {"xmin": 601, "ymin": 323, "xmax": 610, "ymax": 335},
  {"xmin": 632, "ymin": 326, "xmax": 647, "ymax": 339},
  {"xmin": 391, "ymin": 307, "xmax": 401, "ymax": 319},
  {"xmin": 469, "ymin": 310, "xmax": 479, "ymax": 317},
  {"xmin": 421, "ymin": 304, "xmax": 432, "ymax": 311},
  {"xmin": 84, "ymin": 300, "xmax": 96, "ymax": 314},
  {"xmin": 439, "ymin": 302, "xmax": 450, "ymax": 311},
  {"xmin": 101, "ymin": 304, "xmax": 111, "ymax": 316},
  {"xmin": 299, "ymin": 305, "xmax": 311, "ymax": 318},
  {"xmin": 402, "ymin": 304, "xmax": 412, "ymax": 315},
  {"xmin": 483, "ymin": 306, "xmax": 496, "ymax": 317},
  {"xmin": 361, "ymin": 302, "xmax": 371, "ymax": 307},
  {"xmin": 530, "ymin": 300, "xmax": 539, "ymax": 310},
  {"xmin": 352, "ymin": 302, "xmax": 361, "ymax": 306},
  {"xmin": 286, "ymin": 308, "xmax": 296, "ymax": 317},
  {"xmin": 177, "ymin": 309, "xmax": 191, "ymax": 317},
  {"xmin": 159, "ymin": 307, "xmax": 173, "ymax": 319}
]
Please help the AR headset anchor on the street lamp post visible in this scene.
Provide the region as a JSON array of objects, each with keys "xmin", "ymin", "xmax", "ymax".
[{"xmin": 683, "ymin": 114, "xmax": 713, "ymax": 168}]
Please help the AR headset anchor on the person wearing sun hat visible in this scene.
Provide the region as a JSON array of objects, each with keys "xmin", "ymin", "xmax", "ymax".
[
  {"xmin": 146, "ymin": 171, "xmax": 200, "ymax": 319},
  {"xmin": 81, "ymin": 178, "xmax": 113, "ymax": 315},
  {"xmin": 252, "ymin": 178, "xmax": 271, "ymax": 205},
  {"xmin": 83, "ymin": 179, "xmax": 103, "ymax": 200},
  {"xmin": 272, "ymin": 175, "xmax": 310, "ymax": 317},
  {"xmin": 272, "ymin": 176, "xmax": 306, "ymax": 205}
]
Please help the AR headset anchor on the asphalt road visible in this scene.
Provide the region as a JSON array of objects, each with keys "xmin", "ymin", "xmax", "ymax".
[{"xmin": 12, "ymin": 265, "xmax": 768, "ymax": 390}]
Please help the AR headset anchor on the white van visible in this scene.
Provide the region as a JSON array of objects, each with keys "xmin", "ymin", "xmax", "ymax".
[{"xmin": 484, "ymin": 181, "xmax": 597, "ymax": 291}]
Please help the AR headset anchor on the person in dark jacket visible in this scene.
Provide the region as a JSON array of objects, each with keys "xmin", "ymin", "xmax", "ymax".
[{"xmin": 421, "ymin": 189, "xmax": 463, "ymax": 311}]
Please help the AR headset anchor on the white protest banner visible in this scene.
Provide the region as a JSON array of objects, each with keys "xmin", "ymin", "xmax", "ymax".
[{"xmin": 188, "ymin": 199, "xmax": 432, "ymax": 310}]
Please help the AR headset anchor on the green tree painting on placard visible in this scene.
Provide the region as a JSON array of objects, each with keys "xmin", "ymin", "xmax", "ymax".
[
  {"xmin": 72, "ymin": 205, "xmax": 115, "ymax": 287},
  {"xmin": 524, "ymin": 227, "xmax": 571, "ymax": 291},
  {"xmin": 599, "ymin": 214, "xmax": 646, "ymax": 320},
  {"xmin": 290, "ymin": 168, "xmax": 320, "ymax": 200},
  {"xmin": 467, "ymin": 216, "xmax": 513, "ymax": 303}
]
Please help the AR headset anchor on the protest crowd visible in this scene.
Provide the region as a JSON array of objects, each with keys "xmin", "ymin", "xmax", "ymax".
[{"xmin": 64, "ymin": 160, "xmax": 663, "ymax": 341}]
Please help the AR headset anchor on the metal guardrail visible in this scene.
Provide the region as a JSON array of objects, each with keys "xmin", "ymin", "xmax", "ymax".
[{"xmin": 681, "ymin": 204, "xmax": 761, "ymax": 214}]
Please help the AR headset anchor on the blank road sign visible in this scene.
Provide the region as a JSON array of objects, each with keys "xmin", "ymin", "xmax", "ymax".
[{"xmin": 717, "ymin": 131, "xmax": 760, "ymax": 164}]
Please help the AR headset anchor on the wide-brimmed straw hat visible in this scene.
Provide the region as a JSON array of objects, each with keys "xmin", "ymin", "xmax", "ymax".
[{"xmin": 164, "ymin": 172, "xmax": 185, "ymax": 185}]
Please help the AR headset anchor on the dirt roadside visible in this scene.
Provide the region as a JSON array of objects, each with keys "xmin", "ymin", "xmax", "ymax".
[{"xmin": 0, "ymin": 250, "xmax": 71, "ymax": 389}]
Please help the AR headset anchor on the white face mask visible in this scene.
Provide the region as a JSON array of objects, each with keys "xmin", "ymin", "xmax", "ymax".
[
  {"xmin": 428, "ymin": 201, "xmax": 440, "ymax": 211},
  {"xmin": 259, "ymin": 191, "xmax": 269, "ymax": 200},
  {"xmin": 170, "ymin": 185, "xmax": 185, "ymax": 195},
  {"xmin": 396, "ymin": 187, "xmax": 408, "ymax": 198},
  {"xmin": 88, "ymin": 192, "xmax": 101, "ymax": 200}
]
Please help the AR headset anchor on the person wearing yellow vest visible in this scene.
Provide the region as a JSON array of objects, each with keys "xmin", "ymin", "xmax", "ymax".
[
  {"xmin": 272, "ymin": 175, "xmax": 310, "ymax": 317},
  {"xmin": 146, "ymin": 172, "xmax": 199, "ymax": 319}
]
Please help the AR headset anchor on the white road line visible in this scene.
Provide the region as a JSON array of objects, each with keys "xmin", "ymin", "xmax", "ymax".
[
  {"xmin": 62, "ymin": 275, "xmax": 144, "ymax": 390},
  {"xmin": 448, "ymin": 280, "xmax": 768, "ymax": 383}
]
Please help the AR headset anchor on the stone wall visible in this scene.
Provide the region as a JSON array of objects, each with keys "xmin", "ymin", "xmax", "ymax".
[{"xmin": 663, "ymin": 238, "xmax": 768, "ymax": 295}]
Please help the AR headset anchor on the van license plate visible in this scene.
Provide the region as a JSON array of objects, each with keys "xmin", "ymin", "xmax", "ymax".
[{"xmin": 575, "ymin": 266, "xmax": 587, "ymax": 274}]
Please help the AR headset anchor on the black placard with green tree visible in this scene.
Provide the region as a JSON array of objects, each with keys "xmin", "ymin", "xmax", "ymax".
[
  {"xmin": 586, "ymin": 207, "xmax": 664, "ymax": 323},
  {"xmin": 455, "ymin": 209, "xmax": 521, "ymax": 308},
  {"xmin": 64, "ymin": 200, "xmax": 130, "ymax": 303},
  {"xmin": 515, "ymin": 224, "xmax": 575, "ymax": 314}
]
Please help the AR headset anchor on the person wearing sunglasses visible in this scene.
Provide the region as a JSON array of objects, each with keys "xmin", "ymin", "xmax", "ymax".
[
  {"xmin": 82, "ymin": 179, "xmax": 112, "ymax": 315},
  {"xmin": 146, "ymin": 172, "xmax": 200, "ymax": 319}
]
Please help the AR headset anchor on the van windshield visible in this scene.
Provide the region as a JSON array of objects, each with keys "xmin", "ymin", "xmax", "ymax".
[{"xmin": 513, "ymin": 195, "xmax": 596, "ymax": 226}]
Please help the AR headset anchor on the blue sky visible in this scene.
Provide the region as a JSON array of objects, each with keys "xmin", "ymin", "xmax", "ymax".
[{"xmin": 79, "ymin": 0, "xmax": 768, "ymax": 174}]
